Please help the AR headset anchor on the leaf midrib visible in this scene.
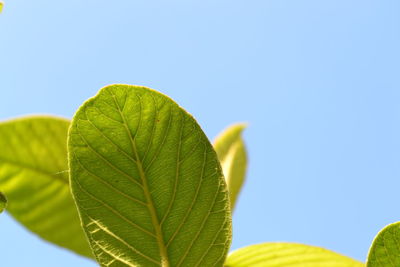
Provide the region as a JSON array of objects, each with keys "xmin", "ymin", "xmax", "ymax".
[{"xmin": 111, "ymin": 91, "xmax": 170, "ymax": 267}]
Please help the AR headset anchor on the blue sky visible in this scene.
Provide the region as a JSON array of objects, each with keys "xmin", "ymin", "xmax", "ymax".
[{"xmin": 1, "ymin": 0, "xmax": 399, "ymax": 266}]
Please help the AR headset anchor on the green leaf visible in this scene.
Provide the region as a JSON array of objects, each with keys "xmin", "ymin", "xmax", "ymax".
[
  {"xmin": 0, "ymin": 116, "xmax": 93, "ymax": 258},
  {"xmin": 68, "ymin": 84, "xmax": 232, "ymax": 267},
  {"xmin": 213, "ymin": 124, "xmax": 247, "ymax": 210},
  {"xmin": 0, "ymin": 191, "xmax": 7, "ymax": 213},
  {"xmin": 225, "ymin": 243, "xmax": 364, "ymax": 267},
  {"xmin": 367, "ymin": 222, "xmax": 400, "ymax": 267}
]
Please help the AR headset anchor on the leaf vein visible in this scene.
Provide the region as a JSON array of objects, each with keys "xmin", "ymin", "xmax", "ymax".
[
  {"xmin": 84, "ymin": 112, "xmax": 138, "ymax": 164},
  {"xmin": 89, "ymin": 218, "xmax": 160, "ymax": 265},
  {"xmin": 75, "ymin": 127, "xmax": 143, "ymax": 189},
  {"xmin": 144, "ymin": 104, "xmax": 173, "ymax": 172},
  {"xmin": 73, "ymin": 151, "xmax": 147, "ymax": 207},
  {"xmin": 161, "ymin": 111, "xmax": 184, "ymax": 225},
  {"xmin": 110, "ymin": 90, "xmax": 169, "ymax": 266},
  {"xmin": 72, "ymin": 173, "xmax": 156, "ymax": 238},
  {"xmin": 176, "ymin": 169, "xmax": 223, "ymax": 266},
  {"xmin": 166, "ymin": 142, "xmax": 207, "ymax": 248}
]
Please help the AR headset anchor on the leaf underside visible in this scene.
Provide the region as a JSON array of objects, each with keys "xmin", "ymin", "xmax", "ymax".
[
  {"xmin": 213, "ymin": 124, "xmax": 247, "ymax": 210},
  {"xmin": 0, "ymin": 117, "xmax": 93, "ymax": 258},
  {"xmin": 367, "ymin": 222, "xmax": 400, "ymax": 267},
  {"xmin": 68, "ymin": 85, "xmax": 232, "ymax": 267},
  {"xmin": 225, "ymin": 243, "xmax": 364, "ymax": 267}
]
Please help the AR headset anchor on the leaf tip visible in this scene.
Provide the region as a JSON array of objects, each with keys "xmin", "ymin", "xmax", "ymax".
[
  {"xmin": 232, "ymin": 122, "xmax": 248, "ymax": 132},
  {"xmin": 213, "ymin": 122, "xmax": 248, "ymax": 146}
]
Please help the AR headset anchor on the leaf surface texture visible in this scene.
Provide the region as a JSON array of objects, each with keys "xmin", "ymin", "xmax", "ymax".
[
  {"xmin": 367, "ymin": 222, "xmax": 400, "ymax": 267},
  {"xmin": 68, "ymin": 85, "xmax": 232, "ymax": 267},
  {"xmin": 0, "ymin": 116, "xmax": 93, "ymax": 258}
]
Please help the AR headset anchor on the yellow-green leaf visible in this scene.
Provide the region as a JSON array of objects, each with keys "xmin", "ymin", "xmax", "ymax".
[
  {"xmin": 0, "ymin": 116, "xmax": 93, "ymax": 258},
  {"xmin": 0, "ymin": 2, "xmax": 3, "ymax": 13},
  {"xmin": 367, "ymin": 222, "xmax": 400, "ymax": 267},
  {"xmin": 225, "ymin": 243, "xmax": 364, "ymax": 267},
  {"xmin": 213, "ymin": 124, "xmax": 247, "ymax": 210},
  {"xmin": 68, "ymin": 85, "xmax": 232, "ymax": 267}
]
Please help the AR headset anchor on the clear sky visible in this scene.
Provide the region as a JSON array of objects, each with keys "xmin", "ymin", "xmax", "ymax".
[{"xmin": 1, "ymin": 0, "xmax": 399, "ymax": 266}]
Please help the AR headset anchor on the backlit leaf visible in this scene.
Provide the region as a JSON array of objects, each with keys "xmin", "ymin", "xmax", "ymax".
[
  {"xmin": 213, "ymin": 124, "xmax": 247, "ymax": 210},
  {"xmin": 68, "ymin": 85, "xmax": 232, "ymax": 267},
  {"xmin": 225, "ymin": 243, "xmax": 364, "ymax": 267},
  {"xmin": 367, "ymin": 222, "xmax": 400, "ymax": 267},
  {"xmin": 0, "ymin": 116, "xmax": 93, "ymax": 258}
]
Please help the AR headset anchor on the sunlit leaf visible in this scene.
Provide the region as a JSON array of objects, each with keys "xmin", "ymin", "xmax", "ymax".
[
  {"xmin": 213, "ymin": 124, "xmax": 247, "ymax": 210},
  {"xmin": 0, "ymin": 2, "xmax": 3, "ymax": 13},
  {"xmin": 225, "ymin": 242, "xmax": 364, "ymax": 267},
  {"xmin": 0, "ymin": 116, "xmax": 93, "ymax": 258},
  {"xmin": 68, "ymin": 84, "xmax": 232, "ymax": 266},
  {"xmin": 367, "ymin": 222, "xmax": 400, "ymax": 267}
]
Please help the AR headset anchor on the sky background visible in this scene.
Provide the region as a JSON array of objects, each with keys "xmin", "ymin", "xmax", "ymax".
[{"xmin": 1, "ymin": 0, "xmax": 399, "ymax": 266}]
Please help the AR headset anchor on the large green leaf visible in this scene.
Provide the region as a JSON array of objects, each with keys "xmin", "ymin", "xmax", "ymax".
[
  {"xmin": 225, "ymin": 243, "xmax": 364, "ymax": 267},
  {"xmin": 68, "ymin": 84, "xmax": 232, "ymax": 267},
  {"xmin": 0, "ymin": 191, "xmax": 6, "ymax": 213},
  {"xmin": 0, "ymin": 116, "xmax": 93, "ymax": 258},
  {"xmin": 213, "ymin": 124, "xmax": 247, "ymax": 210},
  {"xmin": 367, "ymin": 222, "xmax": 400, "ymax": 267}
]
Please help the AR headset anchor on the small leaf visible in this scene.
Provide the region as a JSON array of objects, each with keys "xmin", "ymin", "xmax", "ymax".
[
  {"xmin": 0, "ymin": 191, "xmax": 7, "ymax": 213},
  {"xmin": 225, "ymin": 243, "xmax": 364, "ymax": 267},
  {"xmin": 0, "ymin": 116, "xmax": 93, "ymax": 258},
  {"xmin": 367, "ymin": 222, "xmax": 400, "ymax": 267},
  {"xmin": 68, "ymin": 85, "xmax": 232, "ymax": 267},
  {"xmin": 213, "ymin": 124, "xmax": 247, "ymax": 210},
  {"xmin": 0, "ymin": 2, "xmax": 3, "ymax": 13}
]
